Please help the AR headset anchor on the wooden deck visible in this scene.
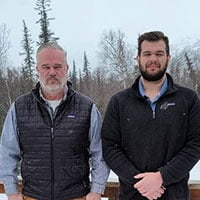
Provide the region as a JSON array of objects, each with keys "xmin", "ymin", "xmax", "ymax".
[{"xmin": 0, "ymin": 181, "xmax": 200, "ymax": 199}]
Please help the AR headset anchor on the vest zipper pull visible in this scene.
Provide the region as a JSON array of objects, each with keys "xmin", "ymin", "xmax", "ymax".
[
  {"xmin": 51, "ymin": 127, "xmax": 54, "ymax": 139},
  {"xmin": 153, "ymin": 111, "xmax": 155, "ymax": 119}
]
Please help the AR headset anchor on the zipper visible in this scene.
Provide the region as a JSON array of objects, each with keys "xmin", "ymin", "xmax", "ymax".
[
  {"xmin": 46, "ymin": 106, "xmax": 55, "ymax": 200},
  {"xmin": 153, "ymin": 111, "xmax": 155, "ymax": 119},
  {"xmin": 151, "ymin": 108, "xmax": 156, "ymax": 169},
  {"xmin": 49, "ymin": 106, "xmax": 61, "ymax": 200},
  {"xmin": 51, "ymin": 127, "xmax": 54, "ymax": 139},
  {"xmin": 50, "ymin": 107, "xmax": 56, "ymax": 200},
  {"xmin": 50, "ymin": 125, "xmax": 55, "ymax": 200},
  {"xmin": 34, "ymin": 97, "xmax": 59, "ymax": 200}
]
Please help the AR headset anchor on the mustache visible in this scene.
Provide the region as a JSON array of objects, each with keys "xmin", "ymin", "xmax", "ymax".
[
  {"xmin": 45, "ymin": 75, "xmax": 60, "ymax": 82},
  {"xmin": 146, "ymin": 62, "xmax": 160, "ymax": 68}
]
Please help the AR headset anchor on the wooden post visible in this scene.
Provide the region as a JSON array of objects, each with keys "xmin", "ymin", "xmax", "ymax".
[{"xmin": 103, "ymin": 182, "xmax": 119, "ymax": 200}]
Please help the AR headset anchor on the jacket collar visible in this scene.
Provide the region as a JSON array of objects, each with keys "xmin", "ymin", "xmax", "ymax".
[{"xmin": 131, "ymin": 73, "xmax": 178, "ymax": 99}]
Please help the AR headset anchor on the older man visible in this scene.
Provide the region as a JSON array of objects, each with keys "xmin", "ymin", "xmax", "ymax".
[{"xmin": 0, "ymin": 42, "xmax": 109, "ymax": 200}]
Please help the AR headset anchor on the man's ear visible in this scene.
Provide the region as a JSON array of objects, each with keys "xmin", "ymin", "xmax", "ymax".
[
  {"xmin": 136, "ymin": 55, "xmax": 140, "ymax": 66},
  {"xmin": 36, "ymin": 65, "xmax": 39, "ymax": 72},
  {"xmin": 65, "ymin": 64, "xmax": 69, "ymax": 73},
  {"xmin": 167, "ymin": 55, "xmax": 171, "ymax": 62}
]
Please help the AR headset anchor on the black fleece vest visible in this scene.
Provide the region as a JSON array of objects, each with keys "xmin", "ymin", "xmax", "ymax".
[{"xmin": 15, "ymin": 86, "xmax": 93, "ymax": 200}]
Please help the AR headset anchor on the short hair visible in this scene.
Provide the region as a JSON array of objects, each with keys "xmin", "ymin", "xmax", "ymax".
[
  {"xmin": 137, "ymin": 31, "xmax": 170, "ymax": 56},
  {"xmin": 36, "ymin": 42, "xmax": 67, "ymax": 63}
]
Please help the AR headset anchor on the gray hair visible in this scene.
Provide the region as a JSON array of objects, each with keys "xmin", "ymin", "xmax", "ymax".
[{"xmin": 36, "ymin": 42, "xmax": 67, "ymax": 64}]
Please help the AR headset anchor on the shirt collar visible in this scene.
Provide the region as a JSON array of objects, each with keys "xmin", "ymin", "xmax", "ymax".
[{"xmin": 139, "ymin": 77, "xmax": 168, "ymax": 101}]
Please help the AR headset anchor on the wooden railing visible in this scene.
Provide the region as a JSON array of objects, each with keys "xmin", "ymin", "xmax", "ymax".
[{"xmin": 1, "ymin": 181, "xmax": 200, "ymax": 200}]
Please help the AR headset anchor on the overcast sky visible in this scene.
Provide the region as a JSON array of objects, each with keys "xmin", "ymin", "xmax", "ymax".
[{"xmin": 1, "ymin": 0, "xmax": 200, "ymax": 70}]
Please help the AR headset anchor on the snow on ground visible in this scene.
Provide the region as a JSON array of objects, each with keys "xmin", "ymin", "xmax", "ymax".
[{"xmin": 0, "ymin": 194, "xmax": 7, "ymax": 200}]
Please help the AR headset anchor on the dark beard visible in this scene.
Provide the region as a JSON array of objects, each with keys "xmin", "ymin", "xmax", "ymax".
[{"xmin": 139, "ymin": 63, "xmax": 168, "ymax": 81}]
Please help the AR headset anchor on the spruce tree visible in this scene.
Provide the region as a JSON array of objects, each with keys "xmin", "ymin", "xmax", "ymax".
[
  {"xmin": 35, "ymin": 0, "xmax": 59, "ymax": 45},
  {"xmin": 71, "ymin": 60, "xmax": 77, "ymax": 90},
  {"xmin": 20, "ymin": 20, "xmax": 35, "ymax": 90},
  {"xmin": 82, "ymin": 51, "xmax": 91, "ymax": 96},
  {"xmin": 83, "ymin": 51, "xmax": 90, "ymax": 78},
  {"xmin": 79, "ymin": 69, "xmax": 83, "ymax": 93}
]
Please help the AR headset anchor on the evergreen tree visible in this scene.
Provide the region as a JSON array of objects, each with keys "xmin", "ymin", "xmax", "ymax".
[
  {"xmin": 83, "ymin": 51, "xmax": 90, "ymax": 78},
  {"xmin": 79, "ymin": 69, "xmax": 83, "ymax": 93},
  {"xmin": 35, "ymin": 0, "xmax": 59, "ymax": 45},
  {"xmin": 82, "ymin": 51, "xmax": 91, "ymax": 95},
  {"xmin": 185, "ymin": 52, "xmax": 196, "ymax": 90},
  {"xmin": 20, "ymin": 20, "xmax": 35, "ymax": 90},
  {"xmin": 71, "ymin": 60, "xmax": 77, "ymax": 90}
]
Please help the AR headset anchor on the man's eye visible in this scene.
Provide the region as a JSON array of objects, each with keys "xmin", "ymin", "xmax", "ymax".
[
  {"xmin": 54, "ymin": 66, "xmax": 62, "ymax": 70},
  {"xmin": 156, "ymin": 53, "xmax": 164, "ymax": 57},
  {"xmin": 42, "ymin": 66, "xmax": 49, "ymax": 70},
  {"xmin": 143, "ymin": 53, "xmax": 151, "ymax": 56}
]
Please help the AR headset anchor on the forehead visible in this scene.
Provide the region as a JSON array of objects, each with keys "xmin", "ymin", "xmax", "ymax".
[
  {"xmin": 141, "ymin": 40, "xmax": 166, "ymax": 52},
  {"xmin": 37, "ymin": 48, "xmax": 65, "ymax": 62}
]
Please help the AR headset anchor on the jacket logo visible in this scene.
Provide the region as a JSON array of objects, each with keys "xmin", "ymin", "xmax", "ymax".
[
  {"xmin": 67, "ymin": 115, "xmax": 76, "ymax": 118},
  {"xmin": 160, "ymin": 102, "xmax": 175, "ymax": 110}
]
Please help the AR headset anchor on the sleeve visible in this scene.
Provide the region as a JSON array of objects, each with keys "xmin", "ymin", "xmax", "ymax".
[
  {"xmin": 101, "ymin": 96, "xmax": 141, "ymax": 186},
  {"xmin": 159, "ymin": 93, "xmax": 200, "ymax": 186},
  {"xmin": 89, "ymin": 104, "xmax": 110, "ymax": 194},
  {"xmin": 0, "ymin": 103, "xmax": 21, "ymax": 195}
]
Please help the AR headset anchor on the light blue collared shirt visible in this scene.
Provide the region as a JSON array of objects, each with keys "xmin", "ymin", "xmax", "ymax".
[{"xmin": 139, "ymin": 77, "xmax": 168, "ymax": 111}]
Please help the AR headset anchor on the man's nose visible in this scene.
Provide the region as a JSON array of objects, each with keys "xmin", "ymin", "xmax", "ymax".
[
  {"xmin": 48, "ymin": 67, "xmax": 56, "ymax": 75},
  {"xmin": 149, "ymin": 54, "xmax": 158, "ymax": 61}
]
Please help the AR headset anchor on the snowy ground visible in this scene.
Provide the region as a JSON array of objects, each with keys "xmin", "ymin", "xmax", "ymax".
[
  {"xmin": 0, "ymin": 195, "xmax": 6, "ymax": 200},
  {"xmin": 189, "ymin": 161, "xmax": 200, "ymax": 181}
]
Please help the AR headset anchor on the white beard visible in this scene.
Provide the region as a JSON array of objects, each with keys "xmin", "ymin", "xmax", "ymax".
[{"xmin": 39, "ymin": 77, "xmax": 66, "ymax": 95}]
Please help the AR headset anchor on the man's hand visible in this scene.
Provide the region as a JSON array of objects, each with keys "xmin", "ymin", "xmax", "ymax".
[
  {"xmin": 137, "ymin": 187, "xmax": 165, "ymax": 200},
  {"xmin": 8, "ymin": 193, "xmax": 23, "ymax": 200},
  {"xmin": 86, "ymin": 192, "xmax": 101, "ymax": 200},
  {"xmin": 134, "ymin": 172, "xmax": 164, "ymax": 199}
]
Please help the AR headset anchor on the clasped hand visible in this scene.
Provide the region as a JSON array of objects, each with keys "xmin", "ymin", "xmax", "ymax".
[{"xmin": 134, "ymin": 172, "xmax": 165, "ymax": 200}]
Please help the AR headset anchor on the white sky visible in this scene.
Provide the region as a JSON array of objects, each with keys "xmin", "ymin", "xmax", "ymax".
[{"xmin": 1, "ymin": 0, "xmax": 200, "ymax": 70}]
